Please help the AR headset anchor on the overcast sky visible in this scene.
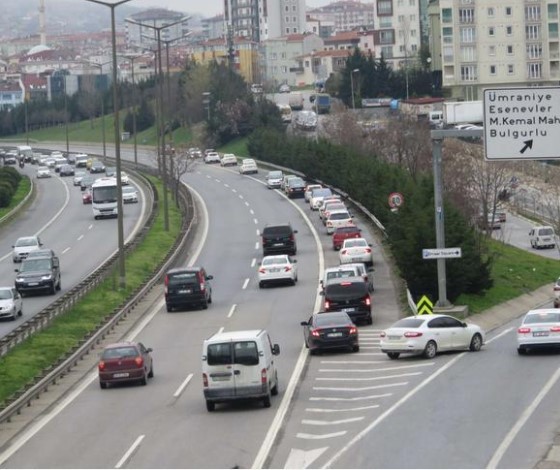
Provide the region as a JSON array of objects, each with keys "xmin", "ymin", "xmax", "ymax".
[{"xmin": 130, "ymin": 0, "xmax": 333, "ymax": 18}]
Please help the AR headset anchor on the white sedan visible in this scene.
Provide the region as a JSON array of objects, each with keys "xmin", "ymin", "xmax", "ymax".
[
  {"xmin": 517, "ymin": 308, "xmax": 560, "ymax": 355},
  {"xmin": 204, "ymin": 152, "xmax": 221, "ymax": 164},
  {"xmin": 380, "ymin": 314, "xmax": 485, "ymax": 359},
  {"xmin": 36, "ymin": 166, "xmax": 51, "ymax": 178},
  {"xmin": 325, "ymin": 210, "xmax": 353, "ymax": 234},
  {"xmin": 220, "ymin": 154, "xmax": 238, "ymax": 167},
  {"xmin": 304, "ymin": 184, "xmax": 322, "ymax": 202},
  {"xmin": 339, "ymin": 238, "xmax": 373, "ymax": 266},
  {"xmin": 122, "ymin": 186, "xmax": 139, "ymax": 204},
  {"xmin": 258, "ymin": 255, "xmax": 298, "ymax": 288},
  {"xmin": 0, "ymin": 287, "xmax": 23, "ymax": 320},
  {"xmin": 239, "ymin": 158, "xmax": 258, "ymax": 175}
]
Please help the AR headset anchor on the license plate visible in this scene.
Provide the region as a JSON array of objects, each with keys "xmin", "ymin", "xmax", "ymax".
[
  {"xmin": 273, "ymin": 243, "xmax": 283, "ymax": 247},
  {"xmin": 113, "ymin": 372, "xmax": 129, "ymax": 378},
  {"xmin": 270, "ymin": 268, "xmax": 281, "ymax": 272},
  {"xmin": 212, "ymin": 376, "xmax": 231, "ymax": 381},
  {"xmin": 388, "ymin": 335, "xmax": 401, "ymax": 340},
  {"xmin": 342, "ymin": 308, "xmax": 355, "ymax": 312},
  {"xmin": 533, "ymin": 331, "xmax": 549, "ymax": 337},
  {"xmin": 351, "ymin": 258, "xmax": 362, "ymax": 262},
  {"xmin": 27, "ymin": 282, "xmax": 39, "ymax": 286},
  {"xmin": 178, "ymin": 289, "xmax": 192, "ymax": 294},
  {"xmin": 327, "ymin": 332, "xmax": 343, "ymax": 338}
]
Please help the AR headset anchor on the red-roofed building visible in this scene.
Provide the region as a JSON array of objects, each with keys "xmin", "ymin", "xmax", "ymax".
[
  {"xmin": 21, "ymin": 74, "xmax": 48, "ymax": 101},
  {"xmin": 324, "ymin": 30, "xmax": 375, "ymax": 54}
]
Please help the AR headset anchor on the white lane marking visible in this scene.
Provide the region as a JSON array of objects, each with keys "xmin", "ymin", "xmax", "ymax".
[
  {"xmin": 1, "ymin": 174, "xmax": 70, "ymax": 262},
  {"xmin": 255, "ymin": 242, "xmax": 259, "ymax": 250},
  {"xmin": 310, "ymin": 393, "xmax": 392, "ymax": 402},
  {"xmin": 306, "ymin": 405, "xmax": 380, "ymax": 413},
  {"xmin": 173, "ymin": 373, "xmax": 193, "ymax": 398},
  {"xmin": 320, "ymin": 360, "xmax": 385, "ymax": 364},
  {"xmin": 319, "ymin": 363, "xmax": 435, "ymax": 373},
  {"xmin": 232, "ymin": 188, "xmax": 237, "ymax": 193},
  {"xmin": 251, "ymin": 258, "xmax": 257, "ymax": 268},
  {"xmin": 486, "ymin": 327, "xmax": 513, "ymax": 344},
  {"xmin": 486, "ymin": 366, "xmax": 560, "ymax": 469},
  {"xmin": 206, "ymin": 175, "xmax": 212, "ymax": 179},
  {"xmin": 317, "ymin": 372, "xmax": 422, "ymax": 382},
  {"xmin": 224, "ymin": 183, "xmax": 230, "ymax": 188},
  {"xmin": 359, "ymin": 340, "xmax": 380, "ymax": 343},
  {"xmin": 354, "ymin": 352, "xmax": 385, "ymax": 356},
  {"xmin": 323, "ymin": 353, "xmax": 466, "ymax": 468},
  {"xmin": 242, "ymin": 278, "xmax": 250, "ymax": 290},
  {"xmin": 302, "ymin": 417, "xmax": 364, "ymax": 426},
  {"xmin": 284, "ymin": 447, "xmax": 328, "ymax": 470},
  {"xmin": 227, "ymin": 304, "xmax": 237, "ymax": 318},
  {"xmin": 77, "ymin": 235, "xmax": 84, "ymax": 241},
  {"xmin": 253, "ymin": 179, "xmax": 326, "ymax": 470},
  {"xmin": 115, "ymin": 434, "xmax": 145, "ymax": 469},
  {"xmin": 88, "ymin": 224, "xmax": 93, "ymax": 230},
  {"xmin": 249, "ymin": 207, "xmax": 253, "ymax": 212},
  {"xmin": 253, "ymin": 218, "xmax": 258, "ymax": 225},
  {"xmin": 314, "ymin": 382, "xmax": 407, "ymax": 392},
  {"xmin": 62, "ymin": 247, "xmax": 71, "ymax": 254},
  {"xmin": 297, "ymin": 431, "xmax": 347, "ymax": 440},
  {"xmin": 359, "ymin": 346, "xmax": 380, "ymax": 350},
  {"xmin": 215, "ymin": 179, "xmax": 221, "ymax": 183},
  {"xmin": 217, "ymin": 327, "xmax": 224, "ymax": 335},
  {"xmin": 256, "ymin": 229, "xmax": 260, "ymax": 236},
  {"xmin": 239, "ymin": 194, "xmax": 244, "ymax": 199}
]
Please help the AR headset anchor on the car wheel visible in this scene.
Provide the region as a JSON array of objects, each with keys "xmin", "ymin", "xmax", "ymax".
[
  {"xmin": 271, "ymin": 373, "xmax": 279, "ymax": 396},
  {"xmin": 166, "ymin": 303, "xmax": 173, "ymax": 312},
  {"xmin": 50, "ymin": 282, "xmax": 56, "ymax": 295},
  {"xmin": 366, "ymin": 315, "xmax": 373, "ymax": 325},
  {"xmin": 518, "ymin": 347, "xmax": 528, "ymax": 355},
  {"xmin": 140, "ymin": 372, "xmax": 148, "ymax": 386},
  {"xmin": 423, "ymin": 340, "xmax": 437, "ymax": 359},
  {"xmin": 18, "ymin": 307, "xmax": 23, "ymax": 317},
  {"xmin": 469, "ymin": 333, "xmax": 483, "ymax": 352},
  {"xmin": 148, "ymin": 364, "xmax": 154, "ymax": 378},
  {"xmin": 201, "ymin": 299, "xmax": 208, "ymax": 310},
  {"xmin": 99, "ymin": 381, "xmax": 107, "ymax": 389},
  {"xmin": 352, "ymin": 345, "xmax": 360, "ymax": 353},
  {"xmin": 206, "ymin": 400, "xmax": 215, "ymax": 412},
  {"xmin": 387, "ymin": 352, "xmax": 400, "ymax": 360},
  {"xmin": 259, "ymin": 281, "xmax": 265, "ymax": 288},
  {"xmin": 208, "ymin": 293, "xmax": 212, "ymax": 304},
  {"xmin": 56, "ymin": 279, "xmax": 61, "ymax": 291},
  {"xmin": 263, "ymin": 392, "xmax": 272, "ymax": 408}
]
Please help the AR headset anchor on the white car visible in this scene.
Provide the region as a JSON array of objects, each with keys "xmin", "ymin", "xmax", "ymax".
[
  {"xmin": 309, "ymin": 187, "xmax": 333, "ymax": 210},
  {"xmin": 258, "ymin": 254, "xmax": 298, "ymax": 287},
  {"xmin": 239, "ymin": 158, "xmax": 258, "ymax": 175},
  {"xmin": 73, "ymin": 171, "xmax": 87, "ymax": 186},
  {"xmin": 204, "ymin": 152, "xmax": 221, "ymax": 164},
  {"xmin": 36, "ymin": 166, "xmax": 52, "ymax": 178},
  {"xmin": 339, "ymin": 238, "xmax": 373, "ymax": 266},
  {"xmin": 122, "ymin": 186, "xmax": 139, "ymax": 204},
  {"xmin": 380, "ymin": 314, "xmax": 485, "ymax": 359},
  {"xmin": 220, "ymin": 154, "xmax": 238, "ymax": 167},
  {"xmin": 320, "ymin": 201, "xmax": 347, "ymax": 222},
  {"xmin": 12, "ymin": 236, "xmax": 43, "ymax": 263},
  {"xmin": 517, "ymin": 308, "xmax": 560, "ymax": 355},
  {"xmin": 320, "ymin": 265, "xmax": 363, "ymax": 289},
  {"xmin": 0, "ymin": 287, "xmax": 23, "ymax": 320},
  {"xmin": 325, "ymin": 210, "xmax": 353, "ymax": 234},
  {"xmin": 266, "ymin": 170, "xmax": 284, "ymax": 189},
  {"xmin": 304, "ymin": 184, "xmax": 322, "ymax": 202},
  {"xmin": 120, "ymin": 171, "xmax": 130, "ymax": 185}
]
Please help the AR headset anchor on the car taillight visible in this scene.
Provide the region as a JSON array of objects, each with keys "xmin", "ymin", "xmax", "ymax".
[
  {"xmin": 259, "ymin": 268, "xmax": 266, "ymax": 274},
  {"xmin": 379, "ymin": 332, "xmax": 386, "ymax": 338},
  {"xmin": 324, "ymin": 300, "xmax": 330, "ymax": 309},
  {"xmin": 518, "ymin": 327, "xmax": 531, "ymax": 334},
  {"xmin": 202, "ymin": 373, "xmax": 208, "ymax": 387},
  {"xmin": 554, "ymin": 286, "xmax": 560, "ymax": 292},
  {"xmin": 327, "ymin": 221, "xmax": 333, "ymax": 227},
  {"xmin": 365, "ymin": 248, "xmax": 372, "ymax": 254},
  {"xmin": 98, "ymin": 361, "xmax": 105, "ymax": 371},
  {"xmin": 349, "ymin": 326, "xmax": 357, "ymax": 335},
  {"xmin": 289, "ymin": 234, "xmax": 295, "ymax": 241},
  {"xmin": 134, "ymin": 356, "xmax": 144, "ymax": 368},
  {"xmin": 363, "ymin": 296, "xmax": 371, "ymax": 306},
  {"xmin": 551, "ymin": 327, "xmax": 560, "ymax": 332},
  {"xmin": 284, "ymin": 266, "xmax": 292, "ymax": 272},
  {"xmin": 341, "ymin": 250, "xmax": 347, "ymax": 255},
  {"xmin": 404, "ymin": 331, "xmax": 423, "ymax": 338},
  {"xmin": 311, "ymin": 329, "xmax": 321, "ymax": 337},
  {"xmin": 261, "ymin": 368, "xmax": 268, "ymax": 385}
]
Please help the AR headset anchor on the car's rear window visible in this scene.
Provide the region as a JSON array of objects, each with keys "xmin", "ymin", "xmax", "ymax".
[
  {"xmin": 325, "ymin": 281, "xmax": 368, "ymax": 297},
  {"xmin": 336, "ymin": 226, "xmax": 360, "ymax": 234},
  {"xmin": 207, "ymin": 341, "xmax": 259, "ymax": 366},
  {"xmin": 344, "ymin": 239, "xmax": 367, "ymax": 248},
  {"xmin": 168, "ymin": 272, "xmax": 199, "ymax": 284},
  {"xmin": 391, "ymin": 318, "xmax": 425, "ymax": 328},
  {"xmin": 330, "ymin": 212, "xmax": 350, "ymax": 220},
  {"xmin": 538, "ymin": 228, "xmax": 554, "ymax": 236},
  {"xmin": 312, "ymin": 188, "xmax": 332, "ymax": 198},
  {"xmin": 102, "ymin": 346, "xmax": 138, "ymax": 359},
  {"xmin": 263, "ymin": 226, "xmax": 292, "ymax": 236},
  {"xmin": 315, "ymin": 313, "xmax": 351, "ymax": 326},
  {"xmin": 325, "ymin": 270, "xmax": 356, "ymax": 281},
  {"xmin": 263, "ymin": 256, "xmax": 288, "ymax": 266},
  {"xmin": 524, "ymin": 312, "xmax": 560, "ymax": 324}
]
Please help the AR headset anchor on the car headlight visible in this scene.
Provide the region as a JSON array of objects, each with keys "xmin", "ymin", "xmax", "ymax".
[
  {"xmin": 41, "ymin": 275, "xmax": 52, "ymax": 281},
  {"xmin": 16, "ymin": 277, "xmax": 24, "ymax": 283}
]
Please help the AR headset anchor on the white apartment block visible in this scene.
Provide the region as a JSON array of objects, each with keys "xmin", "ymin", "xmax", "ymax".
[
  {"xmin": 224, "ymin": 0, "xmax": 260, "ymax": 41},
  {"xmin": 307, "ymin": 1, "xmax": 375, "ymax": 32},
  {"xmin": 438, "ymin": 0, "xmax": 560, "ymax": 100},
  {"xmin": 259, "ymin": 0, "xmax": 307, "ymax": 40},
  {"xmin": 372, "ymin": 0, "xmax": 422, "ymax": 67}
]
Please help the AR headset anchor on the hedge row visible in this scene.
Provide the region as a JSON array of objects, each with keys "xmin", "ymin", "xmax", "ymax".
[{"xmin": 0, "ymin": 167, "xmax": 22, "ymax": 208}]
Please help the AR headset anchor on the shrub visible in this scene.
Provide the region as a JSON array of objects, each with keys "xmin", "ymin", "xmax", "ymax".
[{"xmin": 0, "ymin": 181, "xmax": 14, "ymax": 207}]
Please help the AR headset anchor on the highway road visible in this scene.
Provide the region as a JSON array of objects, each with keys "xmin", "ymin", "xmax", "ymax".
[{"xmin": 0, "ymin": 162, "xmax": 147, "ymax": 338}]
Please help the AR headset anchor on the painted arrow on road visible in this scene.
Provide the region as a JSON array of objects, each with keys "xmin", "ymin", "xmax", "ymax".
[
  {"xmin": 284, "ymin": 447, "xmax": 328, "ymax": 469},
  {"xmin": 520, "ymin": 139, "xmax": 533, "ymax": 154}
]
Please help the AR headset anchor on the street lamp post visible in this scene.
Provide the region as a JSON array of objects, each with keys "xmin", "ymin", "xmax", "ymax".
[
  {"xmin": 85, "ymin": 0, "xmax": 131, "ymax": 290},
  {"xmin": 121, "ymin": 54, "xmax": 145, "ymax": 169},
  {"xmin": 24, "ymin": 98, "xmax": 29, "ymax": 145},
  {"xmin": 350, "ymin": 68, "xmax": 359, "ymax": 110},
  {"xmin": 89, "ymin": 60, "xmax": 113, "ymax": 158},
  {"xmin": 202, "ymin": 92, "xmax": 211, "ymax": 121},
  {"xmin": 61, "ymin": 71, "xmax": 70, "ymax": 156},
  {"xmin": 126, "ymin": 16, "xmax": 190, "ymax": 233}
]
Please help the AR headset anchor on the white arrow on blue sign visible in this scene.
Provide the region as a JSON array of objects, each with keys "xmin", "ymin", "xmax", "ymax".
[{"xmin": 422, "ymin": 248, "xmax": 462, "ymax": 259}]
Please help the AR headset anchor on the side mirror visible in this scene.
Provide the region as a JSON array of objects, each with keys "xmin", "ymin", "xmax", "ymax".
[
  {"xmin": 292, "ymin": 259, "xmax": 297, "ymax": 263},
  {"xmin": 368, "ymin": 244, "xmax": 373, "ymax": 247},
  {"xmin": 293, "ymin": 229, "xmax": 298, "ymax": 234},
  {"xmin": 300, "ymin": 321, "xmax": 309, "ymax": 326},
  {"xmin": 320, "ymin": 290, "xmax": 325, "ymax": 296},
  {"xmin": 272, "ymin": 344, "xmax": 280, "ymax": 355},
  {"xmin": 462, "ymin": 322, "xmax": 467, "ymax": 328},
  {"xmin": 147, "ymin": 347, "xmax": 153, "ymax": 353},
  {"xmin": 14, "ymin": 268, "xmax": 19, "ymax": 273},
  {"xmin": 206, "ymin": 275, "xmax": 214, "ymax": 280}
]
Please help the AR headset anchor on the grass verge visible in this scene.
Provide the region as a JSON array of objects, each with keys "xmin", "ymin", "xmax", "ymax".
[
  {"xmin": 218, "ymin": 137, "xmax": 249, "ymax": 157},
  {"xmin": 456, "ymin": 238, "xmax": 559, "ymax": 313},
  {"xmin": 0, "ymin": 176, "xmax": 31, "ymax": 221},
  {"xmin": 0, "ymin": 175, "xmax": 182, "ymax": 405}
]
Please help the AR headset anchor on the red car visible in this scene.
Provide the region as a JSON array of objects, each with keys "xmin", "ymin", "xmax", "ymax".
[
  {"xmin": 82, "ymin": 191, "xmax": 92, "ymax": 204},
  {"xmin": 98, "ymin": 341, "xmax": 153, "ymax": 389},
  {"xmin": 332, "ymin": 225, "xmax": 362, "ymax": 250}
]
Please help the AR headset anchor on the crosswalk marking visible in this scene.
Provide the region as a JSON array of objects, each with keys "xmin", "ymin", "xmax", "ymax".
[
  {"xmin": 302, "ymin": 417, "xmax": 364, "ymax": 426},
  {"xmin": 314, "ymin": 382, "xmax": 408, "ymax": 392},
  {"xmin": 318, "ymin": 363, "xmax": 434, "ymax": 373},
  {"xmin": 306, "ymin": 405, "xmax": 380, "ymax": 413},
  {"xmin": 316, "ymin": 372, "xmax": 422, "ymax": 381},
  {"xmin": 296, "ymin": 431, "xmax": 347, "ymax": 440},
  {"xmin": 310, "ymin": 393, "xmax": 392, "ymax": 401}
]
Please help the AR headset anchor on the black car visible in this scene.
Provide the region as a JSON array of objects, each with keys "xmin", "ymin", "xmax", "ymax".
[
  {"xmin": 15, "ymin": 253, "xmax": 61, "ymax": 295},
  {"xmin": 301, "ymin": 311, "xmax": 359, "ymax": 354},
  {"xmin": 322, "ymin": 276, "xmax": 372, "ymax": 325},
  {"xmin": 164, "ymin": 267, "xmax": 213, "ymax": 311},
  {"xmin": 261, "ymin": 223, "xmax": 297, "ymax": 256},
  {"xmin": 90, "ymin": 161, "xmax": 105, "ymax": 173},
  {"xmin": 286, "ymin": 177, "xmax": 306, "ymax": 199},
  {"xmin": 80, "ymin": 175, "xmax": 97, "ymax": 191},
  {"xmin": 59, "ymin": 164, "xmax": 75, "ymax": 177}
]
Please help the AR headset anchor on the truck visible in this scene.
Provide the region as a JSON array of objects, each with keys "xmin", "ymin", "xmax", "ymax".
[
  {"xmin": 443, "ymin": 100, "xmax": 483, "ymax": 125},
  {"xmin": 314, "ymin": 93, "xmax": 331, "ymax": 114},
  {"xmin": 16, "ymin": 145, "xmax": 33, "ymax": 163},
  {"xmin": 288, "ymin": 92, "xmax": 304, "ymax": 111}
]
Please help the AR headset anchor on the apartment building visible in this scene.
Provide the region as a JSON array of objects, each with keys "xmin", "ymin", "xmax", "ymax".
[
  {"xmin": 307, "ymin": 1, "xmax": 375, "ymax": 32},
  {"xmin": 323, "ymin": 30, "xmax": 376, "ymax": 54},
  {"xmin": 202, "ymin": 14, "xmax": 226, "ymax": 40},
  {"xmin": 259, "ymin": 0, "xmax": 307, "ymax": 40},
  {"xmin": 437, "ymin": 0, "xmax": 560, "ymax": 100}
]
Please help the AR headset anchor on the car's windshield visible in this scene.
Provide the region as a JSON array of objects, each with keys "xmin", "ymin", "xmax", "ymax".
[
  {"xmin": 268, "ymin": 171, "xmax": 283, "ymax": 179},
  {"xmin": 0, "ymin": 289, "xmax": 13, "ymax": 300},
  {"xmin": 16, "ymin": 238, "xmax": 37, "ymax": 247},
  {"xmin": 20, "ymin": 258, "xmax": 51, "ymax": 272}
]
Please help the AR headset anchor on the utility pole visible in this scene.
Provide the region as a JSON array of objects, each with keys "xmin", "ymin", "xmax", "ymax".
[{"xmin": 227, "ymin": 23, "xmax": 235, "ymax": 70}]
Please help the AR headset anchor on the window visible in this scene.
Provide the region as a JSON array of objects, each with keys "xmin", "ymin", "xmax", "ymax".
[
  {"xmin": 292, "ymin": 5, "xmax": 296, "ymax": 11},
  {"xmin": 285, "ymin": 27, "xmax": 290, "ymax": 34},
  {"xmin": 459, "ymin": 8, "xmax": 475, "ymax": 23},
  {"xmin": 490, "ymin": 65, "xmax": 496, "ymax": 75},
  {"xmin": 549, "ymin": 23, "xmax": 559, "ymax": 39},
  {"xmin": 548, "ymin": 3, "xmax": 558, "ymax": 20},
  {"xmin": 379, "ymin": 30, "xmax": 394, "ymax": 44},
  {"xmin": 489, "ymin": 45, "xmax": 496, "ymax": 55},
  {"xmin": 526, "ymin": 24, "xmax": 540, "ymax": 40},
  {"xmin": 505, "ymin": 7, "xmax": 512, "ymax": 16},
  {"xmin": 460, "ymin": 27, "xmax": 475, "ymax": 43},
  {"xmin": 377, "ymin": 0, "xmax": 392, "ymax": 15},
  {"xmin": 527, "ymin": 62, "xmax": 542, "ymax": 79},
  {"xmin": 398, "ymin": 14, "xmax": 405, "ymax": 22},
  {"xmin": 285, "ymin": 5, "xmax": 288, "ymax": 11},
  {"xmin": 527, "ymin": 43, "xmax": 542, "ymax": 59},
  {"xmin": 292, "ymin": 16, "xmax": 296, "ymax": 22},
  {"xmin": 443, "ymin": 26, "xmax": 453, "ymax": 43},
  {"xmin": 488, "ymin": 26, "xmax": 495, "ymax": 37},
  {"xmin": 508, "ymin": 64, "xmax": 514, "ymax": 74},
  {"xmin": 409, "ymin": 0, "xmax": 415, "ymax": 5},
  {"xmin": 488, "ymin": 7, "xmax": 494, "ymax": 17},
  {"xmin": 285, "ymin": 16, "xmax": 289, "ymax": 22},
  {"xmin": 506, "ymin": 26, "xmax": 512, "ymax": 35},
  {"xmin": 461, "ymin": 45, "xmax": 476, "ymax": 61},
  {"xmin": 443, "ymin": 46, "xmax": 454, "ymax": 62},
  {"xmin": 525, "ymin": 5, "xmax": 541, "ymax": 21},
  {"xmin": 442, "ymin": 8, "xmax": 452, "ymax": 23},
  {"xmin": 507, "ymin": 45, "xmax": 513, "ymax": 54},
  {"xmin": 381, "ymin": 45, "xmax": 393, "ymax": 58},
  {"xmin": 379, "ymin": 17, "xmax": 392, "ymax": 27},
  {"xmin": 460, "ymin": 65, "xmax": 477, "ymax": 81}
]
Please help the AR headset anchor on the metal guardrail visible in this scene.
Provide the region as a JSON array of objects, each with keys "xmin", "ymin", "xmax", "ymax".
[{"xmin": 0, "ymin": 174, "xmax": 195, "ymax": 423}]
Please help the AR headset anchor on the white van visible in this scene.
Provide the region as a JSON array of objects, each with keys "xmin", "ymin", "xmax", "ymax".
[
  {"xmin": 202, "ymin": 329, "xmax": 280, "ymax": 411},
  {"xmin": 529, "ymin": 226, "xmax": 556, "ymax": 249}
]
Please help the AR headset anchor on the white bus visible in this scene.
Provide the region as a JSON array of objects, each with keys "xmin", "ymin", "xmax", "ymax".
[{"xmin": 91, "ymin": 177, "xmax": 118, "ymax": 220}]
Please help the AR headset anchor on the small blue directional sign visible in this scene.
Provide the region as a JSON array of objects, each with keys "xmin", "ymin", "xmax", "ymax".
[{"xmin": 422, "ymin": 248, "xmax": 462, "ymax": 260}]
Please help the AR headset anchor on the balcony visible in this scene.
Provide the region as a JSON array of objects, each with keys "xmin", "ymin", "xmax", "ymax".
[{"xmin": 289, "ymin": 67, "xmax": 304, "ymax": 73}]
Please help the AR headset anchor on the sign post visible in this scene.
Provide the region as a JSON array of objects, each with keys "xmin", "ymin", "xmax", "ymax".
[
  {"xmin": 422, "ymin": 248, "xmax": 462, "ymax": 260},
  {"xmin": 484, "ymin": 87, "xmax": 560, "ymax": 161}
]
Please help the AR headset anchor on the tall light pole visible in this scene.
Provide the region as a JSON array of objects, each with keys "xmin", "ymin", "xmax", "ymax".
[
  {"xmin": 126, "ymin": 16, "xmax": 190, "ymax": 232},
  {"xmin": 85, "ymin": 0, "xmax": 131, "ymax": 290},
  {"xmin": 24, "ymin": 97, "xmax": 29, "ymax": 145},
  {"xmin": 89, "ymin": 60, "xmax": 113, "ymax": 158},
  {"xmin": 350, "ymin": 68, "xmax": 359, "ymax": 110},
  {"xmin": 59, "ymin": 69, "xmax": 70, "ymax": 156},
  {"xmin": 202, "ymin": 92, "xmax": 211, "ymax": 121}
]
